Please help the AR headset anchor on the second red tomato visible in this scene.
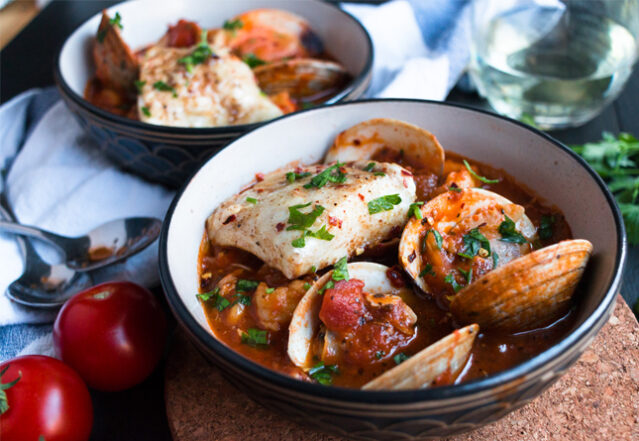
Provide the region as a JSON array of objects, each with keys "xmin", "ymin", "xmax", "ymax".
[{"xmin": 53, "ymin": 281, "xmax": 167, "ymax": 391}]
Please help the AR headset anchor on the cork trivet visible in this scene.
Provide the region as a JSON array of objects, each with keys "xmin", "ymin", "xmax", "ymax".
[{"xmin": 165, "ymin": 296, "xmax": 639, "ymax": 441}]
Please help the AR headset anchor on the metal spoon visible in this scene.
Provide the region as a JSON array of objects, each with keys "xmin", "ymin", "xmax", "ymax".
[
  {"xmin": 0, "ymin": 195, "xmax": 93, "ymax": 308},
  {"xmin": 0, "ymin": 217, "xmax": 162, "ymax": 272}
]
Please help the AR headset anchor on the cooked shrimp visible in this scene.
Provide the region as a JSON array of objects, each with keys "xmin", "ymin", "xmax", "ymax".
[{"xmin": 253, "ymin": 280, "xmax": 308, "ymax": 331}]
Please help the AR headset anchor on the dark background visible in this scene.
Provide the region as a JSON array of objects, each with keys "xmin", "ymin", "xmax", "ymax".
[{"xmin": 1, "ymin": 1, "xmax": 637, "ymax": 440}]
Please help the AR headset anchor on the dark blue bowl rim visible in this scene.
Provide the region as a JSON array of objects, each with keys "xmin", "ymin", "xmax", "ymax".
[
  {"xmin": 159, "ymin": 98, "xmax": 627, "ymax": 404},
  {"xmin": 53, "ymin": 1, "xmax": 374, "ymax": 136}
]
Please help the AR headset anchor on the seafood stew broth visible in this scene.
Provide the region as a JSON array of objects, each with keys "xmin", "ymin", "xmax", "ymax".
[{"xmin": 196, "ymin": 120, "xmax": 582, "ymax": 389}]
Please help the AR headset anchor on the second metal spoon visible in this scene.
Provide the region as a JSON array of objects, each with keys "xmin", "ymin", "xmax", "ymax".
[{"xmin": 0, "ymin": 217, "xmax": 162, "ymax": 272}]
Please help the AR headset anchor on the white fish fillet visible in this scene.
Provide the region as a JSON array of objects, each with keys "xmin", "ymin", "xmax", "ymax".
[{"xmin": 206, "ymin": 161, "xmax": 417, "ymax": 279}]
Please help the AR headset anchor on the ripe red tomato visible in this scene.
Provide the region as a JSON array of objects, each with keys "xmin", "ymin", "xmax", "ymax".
[
  {"xmin": 0, "ymin": 355, "xmax": 93, "ymax": 441},
  {"xmin": 53, "ymin": 281, "xmax": 167, "ymax": 391}
]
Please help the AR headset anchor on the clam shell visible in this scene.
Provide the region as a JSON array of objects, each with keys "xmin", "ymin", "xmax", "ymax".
[
  {"xmin": 362, "ymin": 324, "xmax": 479, "ymax": 390},
  {"xmin": 399, "ymin": 188, "xmax": 536, "ymax": 294},
  {"xmin": 287, "ymin": 262, "xmax": 413, "ymax": 370},
  {"xmin": 450, "ymin": 239, "xmax": 592, "ymax": 330},
  {"xmin": 325, "ymin": 118, "xmax": 445, "ymax": 177},
  {"xmin": 254, "ymin": 59, "xmax": 351, "ymax": 101}
]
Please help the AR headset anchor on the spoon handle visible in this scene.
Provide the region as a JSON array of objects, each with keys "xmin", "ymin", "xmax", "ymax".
[{"xmin": 0, "ymin": 219, "xmax": 73, "ymax": 254}]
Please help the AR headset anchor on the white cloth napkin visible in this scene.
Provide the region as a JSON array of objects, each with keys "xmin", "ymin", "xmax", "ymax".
[{"xmin": 0, "ymin": 0, "xmax": 471, "ymax": 351}]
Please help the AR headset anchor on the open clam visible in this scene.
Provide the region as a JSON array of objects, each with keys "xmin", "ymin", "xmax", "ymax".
[
  {"xmin": 399, "ymin": 187, "xmax": 592, "ymax": 331},
  {"xmin": 253, "ymin": 59, "xmax": 351, "ymax": 104},
  {"xmin": 324, "ymin": 118, "xmax": 446, "ymax": 177},
  {"xmin": 288, "ymin": 261, "xmax": 478, "ymax": 389}
]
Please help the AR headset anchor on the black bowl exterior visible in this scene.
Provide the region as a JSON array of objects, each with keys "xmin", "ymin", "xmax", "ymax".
[{"xmin": 158, "ymin": 99, "xmax": 625, "ymax": 440}]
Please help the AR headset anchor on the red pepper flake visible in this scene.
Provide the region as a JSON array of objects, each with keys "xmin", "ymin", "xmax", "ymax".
[
  {"xmin": 401, "ymin": 170, "xmax": 413, "ymax": 177},
  {"xmin": 276, "ymin": 222, "xmax": 285, "ymax": 232},
  {"xmin": 255, "ymin": 172, "xmax": 265, "ymax": 182},
  {"xmin": 256, "ymin": 188, "xmax": 264, "ymax": 193},
  {"xmin": 386, "ymin": 266, "xmax": 405, "ymax": 288},
  {"xmin": 403, "ymin": 178, "xmax": 408, "ymax": 188},
  {"xmin": 328, "ymin": 216, "xmax": 343, "ymax": 228},
  {"xmin": 358, "ymin": 193, "xmax": 365, "ymax": 201},
  {"xmin": 294, "ymin": 166, "xmax": 305, "ymax": 174},
  {"xmin": 353, "ymin": 139, "xmax": 361, "ymax": 146},
  {"xmin": 223, "ymin": 214, "xmax": 236, "ymax": 225},
  {"xmin": 408, "ymin": 251, "xmax": 416, "ymax": 263}
]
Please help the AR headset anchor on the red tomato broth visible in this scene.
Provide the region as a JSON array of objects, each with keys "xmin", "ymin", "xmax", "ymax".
[{"xmin": 197, "ymin": 154, "xmax": 578, "ymax": 389}]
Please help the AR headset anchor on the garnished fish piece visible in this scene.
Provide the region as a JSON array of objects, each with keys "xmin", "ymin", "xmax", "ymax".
[
  {"xmin": 207, "ymin": 162, "xmax": 416, "ymax": 279},
  {"xmin": 450, "ymin": 239, "xmax": 592, "ymax": 331},
  {"xmin": 137, "ymin": 46, "xmax": 282, "ymax": 127},
  {"xmin": 325, "ymin": 118, "xmax": 445, "ymax": 177},
  {"xmin": 362, "ymin": 324, "xmax": 478, "ymax": 390}
]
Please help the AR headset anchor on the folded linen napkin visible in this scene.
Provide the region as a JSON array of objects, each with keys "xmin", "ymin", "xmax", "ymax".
[{"xmin": 0, "ymin": 0, "xmax": 472, "ymax": 361}]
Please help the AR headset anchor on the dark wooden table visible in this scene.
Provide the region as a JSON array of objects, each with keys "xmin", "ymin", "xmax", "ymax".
[{"xmin": 1, "ymin": 1, "xmax": 637, "ymax": 440}]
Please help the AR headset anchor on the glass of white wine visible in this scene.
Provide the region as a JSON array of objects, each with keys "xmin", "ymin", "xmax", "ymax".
[{"xmin": 468, "ymin": 0, "xmax": 639, "ymax": 129}]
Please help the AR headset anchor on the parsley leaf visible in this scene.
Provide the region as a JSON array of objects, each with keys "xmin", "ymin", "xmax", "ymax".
[
  {"xmin": 134, "ymin": 80, "xmax": 146, "ymax": 94},
  {"xmin": 304, "ymin": 163, "xmax": 347, "ymax": 189},
  {"xmin": 375, "ymin": 351, "xmax": 385, "ymax": 360},
  {"xmin": 243, "ymin": 53, "xmax": 266, "ymax": 68},
  {"xmin": 408, "ymin": 201, "xmax": 424, "ymax": 219},
  {"xmin": 241, "ymin": 328, "xmax": 269, "ymax": 347},
  {"xmin": 393, "ymin": 353, "xmax": 410, "ymax": 365},
  {"xmin": 153, "ymin": 80, "xmax": 177, "ymax": 97},
  {"xmin": 286, "ymin": 171, "xmax": 311, "ymax": 183},
  {"xmin": 318, "ymin": 280, "xmax": 335, "ymax": 295},
  {"xmin": 498, "ymin": 214, "xmax": 527, "ymax": 244},
  {"xmin": 364, "ymin": 162, "xmax": 376, "ymax": 172},
  {"xmin": 458, "ymin": 267, "xmax": 473, "ymax": 284},
  {"xmin": 444, "ymin": 273, "xmax": 463, "ymax": 292},
  {"xmin": 223, "ymin": 19, "xmax": 243, "ymax": 31},
  {"xmin": 539, "ymin": 215, "xmax": 555, "ymax": 240},
  {"xmin": 0, "ymin": 364, "xmax": 21, "ymax": 414},
  {"xmin": 141, "ymin": 106, "xmax": 151, "ymax": 117},
  {"xmin": 368, "ymin": 194, "xmax": 402, "ymax": 214},
  {"xmin": 233, "ymin": 293, "xmax": 251, "ymax": 306},
  {"xmin": 458, "ymin": 228, "xmax": 491, "ymax": 259},
  {"xmin": 196, "ymin": 288, "xmax": 230, "ymax": 312},
  {"xmin": 303, "ymin": 282, "xmax": 311, "ymax": 291},
  {"xmin": 308, "ymin": 361, "xmax": 339, "ymax": 385},
  {"xmin": 265, "ymin": 287, "xmax": 275, "ymax": 294},
  {"xmin": 246, "ymin": 197, "xmax": 258, "ymax": 204},
  {"xmin": 424, "ymin": 229, "xmax": 443, "ymax": 250},
  {"xmin": 419, "ymin": 263, "xmax": 435, "ymax": 278},
  {"xmin": 463, "ymin": 159, "xmax": 499, "ymax": 184},
  {"xmin": 332, "ymin": 256, "xmax": 349, "ymax": 281},
  {"xmin": 109, "ymin": 12, "xmax": 123, "ymax": 29},
  {"xmin": 178, "ymin": 31, "xmax": 214, "ymax": 73},
  {"xmin": 287, "ymin": 203, "xmax": 324, "ymax": 230},
  {"xmin": 571, "ymin": 133, "xmax": 639, "ymax": 245},
  {"xmin": 236, "ymin": 279, "xmax": 259, "ymax": 292}
]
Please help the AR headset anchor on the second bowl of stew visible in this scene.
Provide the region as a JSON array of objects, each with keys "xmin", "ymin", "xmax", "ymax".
[{"xmin": 159, "ymin": 99, "xmax": 625, "ymax": 440}]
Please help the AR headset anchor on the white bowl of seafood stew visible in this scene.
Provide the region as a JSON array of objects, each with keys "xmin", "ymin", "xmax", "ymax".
[
  {"xmin": 54, "ymin": 0, "xmax": 372, "ymax": 187},
  {"xmin": 159, "ymin": 100, "xmax": 625, "ymax": 438}
]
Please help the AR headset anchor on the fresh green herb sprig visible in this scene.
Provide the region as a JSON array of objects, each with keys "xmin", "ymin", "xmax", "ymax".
[
  {"xmin": 243, "ymin": 53, "xmax": 266, "ymax": 68},
  {"xmin": 304, "ymin": 163, "xmax": 347, "ymax": 189},
  {"xmin": 109, "ymin": 12, "xmax": 123, "ymax": 29},
  {"xmin": 178, "ymin": 31, "xmax": 214, "ymax": 73},
  {"xmin": 498, "ymin": 214, "xmax": 527, "ymax": 244},
  {"xmin": 287, "ymin": 203, "xmax": 334, "ymax": 248},
  {"xmin": 153, "ymin": 81, "xmax": 178, "ymax": 98},
  {"xmin": 309, "ymin": 361, "xmax": 339, "ymax": 385},
  {"xmin": 393, "ymin": 353, "xmax": 410, "ymax": 365},
  {"xmin": 571, "ymin": 133, "xmax": 639, "ymax": 244},
  {"xmin": 241, "ymin": 328, "xmax": 269, "ymax": 347},
  {"xmin": 223, "ymin": 19, "xmax": 243, "ymax": 31},
  {"xmin": 463, "ymin": 159, "xmax": 499, "ymax": 184},
  {"xmin": 368, "ymin": 194, "xmax": 402, "ymax": 214}
]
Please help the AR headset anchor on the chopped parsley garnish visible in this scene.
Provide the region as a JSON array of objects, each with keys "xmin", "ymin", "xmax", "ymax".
[
  {"xmin": 364, "ymin": 162, "xmax": 376, "ymax": 172},
  {"xmin": 0, "ymin": 364, "xmax": 21, "ymax": 414},
  {"xmin": 458, "ymin": 267, "xmax": 473, "ymax": 284},
  {"xmin": 303, "ymin": 282, "xmax": 311, "ymax": 291},
  {"xmin": 444, "ymin": 273, "xmax": 463, "ymax": 292},
  {"xmin": 196, "ymin": 288, "xmax": 230, "ymax": 312},
  {"xmin": 141, "ymin": 106, "xmax": 151, "ymax": 117},
  {"xmin": 373, "ymin": 171, "xmax": 386, "ymax": 176},
  {"xmin": 332, "ymin": 256, "xmax": 349, "ymax": 281},
  {"xmin": 236, "ymin": 279, "xmax": 259, "ymax": 292},
  {"xmin": 223, "ymin": 19, "xmax": 243, "ymax": 31},
  {"xmin": 318, "ymin": 280, "xmax": 335, "ymax": 295},
  {"xmin": 246, "ymin": 197, "xmax": 258, "ymax": 204},
  {"xmin": 304, "ymin": 163, "xmax": 347, "ymax": 189},
  {"xmin": 243, "ymin": 53, "xmax": 267, "ymax": 68},
  {"xmin": 571, "ymin": 133, "xmax": 639, "ymax": 245},
  {"xmin": 375, "ymin": 351, "xmax": 385, "ymax": 360},
  {"xmin": 408, "ymin": 201, "xmax": 424, "ymax": 219},
  {"xmin": 153, "ymin": 81, "xmax": 177, "ymax": 97},
  {"xmin": 539, "ymin": 215, "xmax": 555, "ymax": 240},
  {"xmin": 310, "ymin": 265, "xmax": 317, "ymax": 273},
  {"xmin": 499, "ymin": 214, "xmax": 527, "ymax": 244},
  {"xmin": 265, "ymin": 287, "xmax": 275, "ymax": 294},
  {"xmin": 368, "ymin": 194, "xmax": 402, "ymax": 214},
  {"xmin": 393, "ymin": 353, "xmax": 410, "ymax": 365},
  {"xmin": 287, "ymin": 203, "xmax": 324, "ymax": 230},
  {"xmin": 449, "ymin": 185, "xmax": 462, "ymax": 193},
  {"xmin": 425, "ymin": 229, "xmax": 443, "ymax": 250},
  {"xmin": 286, "ymin": 171, "xmax": 311, "ymax": 183},
  {"xmin": 463, "ymin": 159, "xmax": 499, "ymax": 184},
  {"xmin": 241, "ymin": 328, "xmax": 268, "ymax": 347},
  {"xmin": 109, "ymin": 12, "xmax": 123, "ymax": 29},
  {"xmin": 458, "ymin": 228, "xmax": 491, "ymax": 259},
  {"xmin": 233, "ymin": 293, "xmax": 252, "ymax": 306},
  {"xmin": 308, "ymin": 361, "xmax": 339, "ymax": 385},
  {"xmin": 134, "ymin": 80, "xmax": 146, "ymax": 94},
  {"xmin": 419, "ymin": 263, "xmax": 435, "ymax": 278},
  {"xmin": 178, "ymin": 30, "xmax": 214, "ymax": 73}
]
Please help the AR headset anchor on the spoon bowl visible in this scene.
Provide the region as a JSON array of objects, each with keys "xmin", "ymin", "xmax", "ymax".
[{"xmin": 0, "ymin": 217, "xmax": 162, "ymax": 272}]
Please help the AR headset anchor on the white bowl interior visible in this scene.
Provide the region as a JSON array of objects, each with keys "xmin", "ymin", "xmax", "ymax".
[
  {"xmin": 166, "ymin": 101, "xmax": 620, "ymax": 334},
  {"xmin": 59, "ymin": 0, "xmax": 370, "ymax": 97}
]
